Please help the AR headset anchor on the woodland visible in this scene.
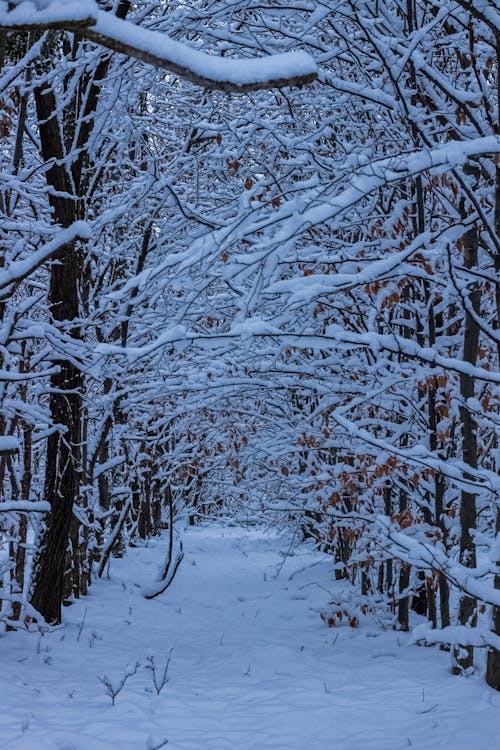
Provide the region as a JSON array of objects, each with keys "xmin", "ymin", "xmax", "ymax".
[{"xmin": 0, "ymin": 0, "xmax": 500, "ymax": 731}]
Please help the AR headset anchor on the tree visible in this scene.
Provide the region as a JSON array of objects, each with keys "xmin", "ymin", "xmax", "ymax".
[
  {"xmin": 0, "ymin": 0, "xmax": 318, "ymax": 625},
  {"xmin": 1, "ymin": 0, "xmax": 500, "ymax": 695}
]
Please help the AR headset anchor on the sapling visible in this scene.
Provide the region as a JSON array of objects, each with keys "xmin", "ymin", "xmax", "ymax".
[
  {"xmin": 88, "ymin": 630, "xmax": 102, "ymax": 648},
  {"xmin": 145, "ymin": 649, "xmax": 172, "ymax": 695},
  {"xmin": 76, "ymin": 606, "xmax": 87, "ymax": 642},
  {"xmin": 98, "ymin": 661, "xmax": 140, "ymax": 705}
]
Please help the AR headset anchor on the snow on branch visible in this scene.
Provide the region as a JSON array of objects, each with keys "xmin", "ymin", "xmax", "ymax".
[
  {"xmin": 411, "ymin": 623, "xmax": 500, "ymax": 651},
  {"xmin": 451, "ymin": 0, "xmax": 500, "ymax": 32},
  {"xmin": 0, "ymin": 589, "xmax": 52, "ymax": 630},
  {"xmin": 0, "ymin": 221, "xmax": 91, "ymax": 294},
  {"xmin": 0, "ymin": 2, "xmax": 318, "ymax": 93},
  {"xmin": 0, "ymin": 436, "xmax": 20, "ymax": 453},
  {"xmin": 0, "ymin": 500, "xmax": 50, "ymax": 512},
  {"xmin": 373, "ymin": 515, "xmax": 500, "ymax": 609},
  {"xmin": 328, "ymin": 411, "xmax": 500, "ymax": 497},
  {"xmin": 324, "ymin": 507, "xmax": 500, "ymax": 612},
  {"xmin": 99, "ymin": 324, "xmax": 500, "ymax": 387},
  {"xmin": 240, "ymin": 135, "xmax": 500, "ymax": 251}
]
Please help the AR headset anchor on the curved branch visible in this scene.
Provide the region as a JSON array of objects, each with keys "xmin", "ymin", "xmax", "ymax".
[
  {"xmin": 0, "ymin": 3, "xmax": 318, "ymax": 93},
  {"xmin": 0, "ymin": 221, "xmax": 91, "ymax": 296}
]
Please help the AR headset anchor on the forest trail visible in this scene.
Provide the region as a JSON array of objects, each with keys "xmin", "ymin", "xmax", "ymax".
[{"xmin": 0, "ymin": 525, "xmax": 498, "ymax": 750}]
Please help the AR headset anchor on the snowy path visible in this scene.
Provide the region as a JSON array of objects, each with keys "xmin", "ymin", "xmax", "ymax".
[{"xmin": 1, "ymin": 525, "xmax": 499, "ymax": 750}]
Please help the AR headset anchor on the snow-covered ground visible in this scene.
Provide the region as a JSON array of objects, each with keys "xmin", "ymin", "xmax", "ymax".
[{"xmin": 0, "ymin": 525, "xmax": 498, "ymax": 750}]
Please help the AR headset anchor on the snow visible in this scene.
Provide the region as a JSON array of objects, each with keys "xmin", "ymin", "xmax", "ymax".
[
  {"xmin": 0, "ymin": 0, "xmax": 97, "ymax": 23},
  {"xmin": 0, "ymin": 500, "xmax": 49, "ymax": 513},
  {"xmin": 0, "ymin": 435, "xmax": 20, "ymax": 452},
  {"xmin": 265, "ymin": 224, "xmax": 468, "ymax": 303},
  {"xmin": 230, "ymin": 318, "xmax": 282, "ymax": 339},
  {"xmin": 93, "ymin": 12, "xmax": 317, "ymax": 87},
  {"xmin": 0, "ymin": 525, "xmax": 498, "ymax": 750},
  {"xmin": 411, "ymin": 623, "xmax": 500, "ymax": 651},
  {"xmin": 234, "ymin": 136, "xmax": 500, "ymax": 255}
]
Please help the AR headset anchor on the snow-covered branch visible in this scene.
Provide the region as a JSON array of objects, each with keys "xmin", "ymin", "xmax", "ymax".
[
  {"xmin": 0, "ymin": 436, "xmax": 20, "ymax": 454},
  {"xmin": 373, "ymin": 516, "xmax": 500, "ymax": 610},
  {"xmin": 0, "ymin": 2, "xmax": 318, "ymax": 92},
  {"xmin": 0, "ymin": 500, "xmax": 50, "ymax": 513},
  {"xmin": 0, "ymin": 222, "xmax": 91, "ymax": 294}
]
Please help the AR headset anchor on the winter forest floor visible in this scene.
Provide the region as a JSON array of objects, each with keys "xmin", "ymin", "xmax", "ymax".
[{"xmin": 0, "ymin": 525, "xmax": 499, "ymax": 750}]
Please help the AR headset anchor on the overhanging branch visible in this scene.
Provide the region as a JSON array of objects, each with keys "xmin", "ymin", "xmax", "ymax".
[{"xmin": 0, "ymin": 3, "xmax": 318, "ymax": 92}]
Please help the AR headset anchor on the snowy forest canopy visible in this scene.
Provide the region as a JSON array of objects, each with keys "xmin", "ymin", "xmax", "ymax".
[{"xmin": 1, "ymin": 0, "xmax": 500, "ymax": 694}]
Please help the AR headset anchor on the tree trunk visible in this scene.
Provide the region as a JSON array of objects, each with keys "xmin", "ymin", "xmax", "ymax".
[
  {"xmin": 30, "ymin": 4, "xmax": 131, "ymax": 622},
  {"xmin": 452, "ymin": 221, "xmax": 480, "ymax": 674},
  {"xmin": 29, "ymin": 75, "xmax": 84, "ymax": 624},
  {"xmin": 397, "ymin": 487, "xmax": 410, "ymax": 631},
  {"xmin": 486, "ymin": 61, "xmax": 500, "ymax": 686}
]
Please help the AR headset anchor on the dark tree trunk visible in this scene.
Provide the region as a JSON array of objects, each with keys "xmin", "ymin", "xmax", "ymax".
[
  {"xmin": 452, "ymin": 221, "xmax": 480, "ymax": 674},
  {"xmin": 486, "ymin": 65, "xmax": 500, "ymax": 687},
  {"xmin": 29, "ymin": 76, "xmax": 84, "ymax": 623},
  {"xmin": 11, "ymin": 359, "xmax": 32, "ymax": 623},
  {"xmin": 426, "ymin": 577, "xmax": 437, "ymax": 629},
  {"xmin": 486, "ymin": 510, "xmax": 500, "ymax": 688},
  {"xmin": 380, "ymin": 483, "xmax": 394, "ymax": 603},
  {"xmin": 30, "ymin": 2, "xmax": 131, "ymax": 623}
]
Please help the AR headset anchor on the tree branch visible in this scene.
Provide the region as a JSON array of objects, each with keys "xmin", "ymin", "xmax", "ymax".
[{"xmin": 0, "ymin": 2, "xmax": 318, "ymax": 92}]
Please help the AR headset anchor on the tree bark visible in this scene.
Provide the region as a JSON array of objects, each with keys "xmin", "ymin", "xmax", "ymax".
[
  {"xmin": 452, "ymin": 220, "xmax": 480, "ymax": 674},
  {"xmin": 29, "ymin": 71, "xmax": 84, "ymax": 623},
  {"xmin": 486, "ymin": 42, "xmax": 500, "ymax": 685}
]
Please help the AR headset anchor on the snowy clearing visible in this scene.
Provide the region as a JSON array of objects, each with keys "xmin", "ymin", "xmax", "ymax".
[{"xmin": 0, "ymin": 525, "xmax": 498, "ymax": 750}]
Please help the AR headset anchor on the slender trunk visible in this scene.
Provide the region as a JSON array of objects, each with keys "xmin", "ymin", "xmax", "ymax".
[
  {"xmin": 30, "ymin": 1, "xmax": 132, "ymax": 624},
  {"xmin": 486, "ymin": 511, "xmax": 500, "ymax": 688},
  {"xmin": 452, "ymin": 220, "xmax": 480, "ymax": 674},
  {"xmin": 426, "ymin": 577, "xmax": 437, "ymax": 629},
  {"xmin": 397, "ymin": 487, "xmax": 410, "ymax": 631},
  {"xmin": 30, "ymin": 75, "xmax": 84, "ymax": 624},
  {"xmin": 486, "ymin": 43, "xmax": 500, "ymax": 686},
  {"xmin": 11, "ymin": 352, "xmax": 32, "ymax": 622},
  {"xmin": 397, "ymin": 279, "xmax": 412, "ymax": 630},
  {"xmin": 383, "ymin": 482, "xmax": 394, "ymax": 605}
]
